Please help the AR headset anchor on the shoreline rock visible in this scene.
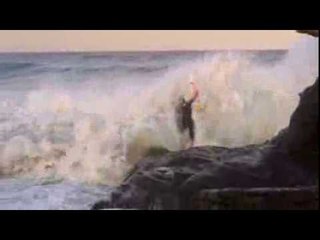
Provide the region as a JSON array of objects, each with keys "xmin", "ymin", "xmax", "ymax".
[{"xmin": 193, "ymin": 186, "xmax": 318, "ymax": 210}]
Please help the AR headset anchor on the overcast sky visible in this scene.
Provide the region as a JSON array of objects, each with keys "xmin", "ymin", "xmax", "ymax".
[{"xmin": 0, "ymin": 30, "xmax": 301, "ymax": 52}]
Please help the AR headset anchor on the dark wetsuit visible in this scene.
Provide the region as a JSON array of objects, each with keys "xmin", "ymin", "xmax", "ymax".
[{"xmin": 175, "ymin": 98, "xmax": 195, "ymax": 141}]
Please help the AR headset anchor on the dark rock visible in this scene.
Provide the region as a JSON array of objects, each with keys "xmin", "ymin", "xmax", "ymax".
[
  {"xmin": 279, "ymin": 78, "xmax": 319, "ymax": 174},
  {"xmin": 296, "ymin": 30, "xmax": 319, "ymax": 37},
  {"xmin": 92, "ymin": 142, "xmax": 317, "ymax": 209},
  {"xmin": 144, "ymin": 146, "xmax": 170, "ymax": 157},
  {"xmin": 192, "ymin": 186, "xmax": 319, "ymax": 210}
]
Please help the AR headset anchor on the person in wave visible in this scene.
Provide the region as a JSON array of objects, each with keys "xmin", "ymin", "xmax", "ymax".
[{"xmin": 175, "ymin": 75, "xmax": 200, "ymax": 149}]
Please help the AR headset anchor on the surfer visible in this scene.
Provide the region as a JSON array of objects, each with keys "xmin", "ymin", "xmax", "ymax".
[{"xmin": 175, "ymin": 75, "xmax": 199, "ymax": 149}]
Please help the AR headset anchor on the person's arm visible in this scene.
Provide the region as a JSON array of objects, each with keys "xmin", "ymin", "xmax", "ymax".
[{"xmin": 187, "ymin": 81, "xmax": 199, "ymax": 104}]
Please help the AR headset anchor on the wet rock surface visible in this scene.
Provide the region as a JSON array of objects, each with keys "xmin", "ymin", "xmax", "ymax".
[
  {"xmin": 92, "ymin": 133, "xmax": 318, "ymax": 210},
  {"xmin": 193, "ymin": 186, "xmax": 318, "ymax": 210}
]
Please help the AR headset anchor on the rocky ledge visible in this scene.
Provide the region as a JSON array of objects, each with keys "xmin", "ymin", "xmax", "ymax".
[
  {"xmin": 193, "ymin": 186, "xmax": 318, "ymax": 210},
  {"xmin": 92, "ymin": 31, "xmax": 319, "ymax": 210}
]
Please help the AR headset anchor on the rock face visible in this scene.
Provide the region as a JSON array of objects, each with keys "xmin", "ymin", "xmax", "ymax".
[
  {"xmin": 280, "ymin": 78, "xmax": 319, "ymax": 174},
  {"xmin": 296, "ymin": 30, "xmax": 319, "ymax": 37},
  {"xmin": 193, "ymin": 186, "xmax": 318, "ymax": 210},
  {"xmin": 92, "ymin": 142, "xmax": 317, "ymax": 210},
  {"xmin": 92, "ymin": 31, "xmax": 319, "ymax": 210}
]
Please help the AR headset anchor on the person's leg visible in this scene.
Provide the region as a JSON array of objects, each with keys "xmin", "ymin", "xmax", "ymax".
[
  {"xmin": 187, "ymin": 120, "xmax": 195, "ymax": 148},
  {"xmin": 180, "ymin": 130, "xmax": 189, "ymax": 150}
]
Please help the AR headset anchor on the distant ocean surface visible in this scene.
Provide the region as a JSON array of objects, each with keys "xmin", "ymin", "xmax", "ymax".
[{"xmin": 0, "ymin": 45, "xmax": 318, "ymax": 209}]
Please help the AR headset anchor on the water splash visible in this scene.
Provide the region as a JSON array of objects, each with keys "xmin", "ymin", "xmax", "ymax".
[{"xmin": 0, "ymin": 36, "xmax": 318, "ymax": 185}]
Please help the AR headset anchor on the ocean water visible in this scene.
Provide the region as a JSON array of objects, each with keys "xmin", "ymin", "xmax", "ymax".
[{"xmin": 0, "ymin": 36, "xmax": 318, "ymax": 209}]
